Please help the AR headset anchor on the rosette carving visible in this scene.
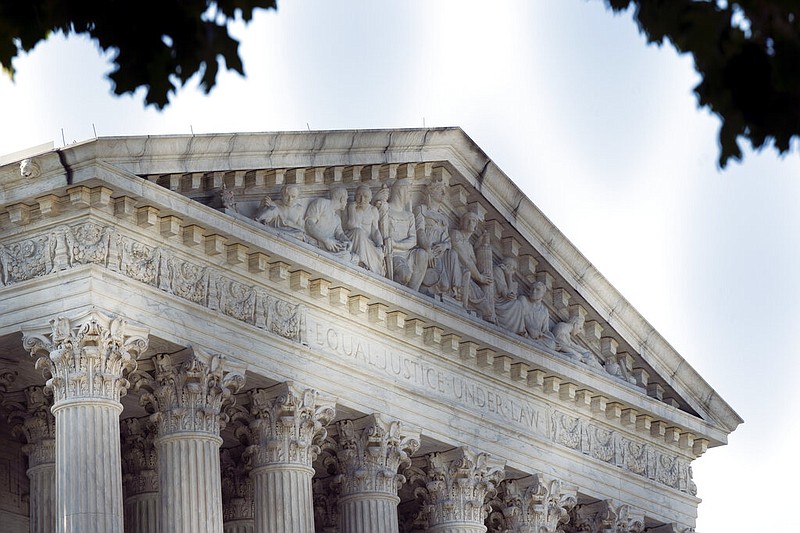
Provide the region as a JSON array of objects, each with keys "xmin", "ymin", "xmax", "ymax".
[
  {"xmin": 22, "ymin": 309, "xmax": 149, "ymax": 403},
  {"xmin": 245, "ymin": 382, "xmax": 336, "ymax": 468},
  {"xmin": 136, "ymin": 350, "xmax": 245, "ymax": 437},
  {"xmin": 332, "ymin": 414, "xmax": 420, "ymax": 496},
  {"xmin": 421, "ymin": 447, "xmax": 505, "ymax": 528}
]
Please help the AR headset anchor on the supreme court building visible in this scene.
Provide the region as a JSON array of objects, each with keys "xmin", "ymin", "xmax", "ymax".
[{"xmin": 0, "ymin": 128, "xmax": 740, "ymax": 533}]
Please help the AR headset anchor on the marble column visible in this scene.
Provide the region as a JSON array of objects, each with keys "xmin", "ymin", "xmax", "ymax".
[
  {"xmin": 121, "ymin": 417, "xmax": 159, "ymax": 533},
  {"xmin": 23, "ymin": 310, "xmax": 149, "ymax": 533},
  {"xmin": 333, "ymin": 414, "xmax": 420, "ymax": 533},
  {"xmin": 6, "ymin": 386, "xmax": 56, "ymax": 533},
  {"xmin": 245, "ymin": 382, "xmax": 336, "ymax": 533},
  {"xmin": 422, "ymin": 447, "xmax": 505, "ymax": 533},
  {"xmin": 493, "ymin": 475, "xmax": 576, "ymax": 533},
  {"xmin": 136, "ymin": 351, "xmax": 245, "ymax": 533},
  {"xmin": 221, "ymin": 447, "xmax": 255, "ymax": 533}
]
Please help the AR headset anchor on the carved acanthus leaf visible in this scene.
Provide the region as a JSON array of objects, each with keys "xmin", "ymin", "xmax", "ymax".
[
  {"xmin": 421, "ymin": 447, "xmax": 506, "ymax": 527},
  {"xmin": 332, "ymin": 413, "xmax": 421, "ymax": 496},
  {"xmin": 136, "ymin": 350, "xmax": 245, "ymax": 437},
  {"xmin": 245, "ymin": 382, "xmax": 336, "ymax": 468},
  {"xmin": 22, "ymin": 309, "xmax": 149, "ymax": 403}
]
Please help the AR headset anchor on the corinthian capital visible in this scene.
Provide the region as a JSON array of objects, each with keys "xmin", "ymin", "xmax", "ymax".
[
  {"xmin": 221, "ymin": 447, "xmax": 254, "ymax": 522},
  {"xmin": 495, "ymin": 474, "xmax": 576, "ymax": 533},
  {"xmin": 246, "ymin": 381, "xmax": 336, "ymax": 468},
  {"xmin": 22, "ymin": 309, "xmax": 149, "ymax": 403},
  {"xmin": 5, "ymin": 386, "xmax": 56, "ymax": 468},
  {"xmin": 422, "ymin": 447, "xmax": 506, "ymax": 527},
  {"xmin": 334, "ymin": 413, "xmax": 420, "ymax": 496},
  {"xmin": 569, "ymin": 499, "xmax": 645, "ymax": 533},
  {"xmin": 136, "ymin": 349, "xmax": 245, "ymax": 438},
  {"xmin": 121, "ymin": 416, "xmax": 159, "ymax": 495}
]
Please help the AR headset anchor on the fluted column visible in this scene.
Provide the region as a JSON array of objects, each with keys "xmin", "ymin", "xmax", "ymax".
[
  {"xmin": 6, "ymin": 386, "xmax": 56, "ymax": 533},
  {"xmin": 493, "ymin": 475, "xmax": 576, "ymax": 533},
  {"xmin": 245, "ymin": 382, "xmax": 336, "ymax": 533},
  {"xmin": 421, "ymin": 448, "xmax": 505, "ymax": 533},
  {"xmin": 221, "ymin": 447, "xmax": 255, "ymax": 533},
  {"xmin": 23, "ymin": 310, "xmax": 149, "ymax": 533},
  {"xmin": 136, "ymin": 351, "xmax": 245, "ymax": 533},
  {"xmin": 333, "ymin": 414, "xmax": 420, "ymax": 533},
  {"xmin": 121, "ymin": 417, "xmax": 159, "ymax": 533}
]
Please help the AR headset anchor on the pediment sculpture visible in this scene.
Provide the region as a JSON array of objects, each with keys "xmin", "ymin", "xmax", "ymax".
[{"xmin": 249, "ymin": 177, "xmax": 632, "ymax": 385}]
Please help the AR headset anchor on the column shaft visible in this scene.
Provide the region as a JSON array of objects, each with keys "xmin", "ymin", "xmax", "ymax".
[
  {"xmin": 224, "ymin": 520, "xmax": 255, "ymax": 533},
  {"xmin": 252, "ymin": 464, "xmax": 315, "ymax": 533},
  {"xmin": 157, "ymin": 434, "xmax": 224, "ymax": 533},
  {"xmin": 428, "ymin": 526, "xmax": 486, "ymax": 533},
  {"xmin": 338, "ymin": 493, "xmax": 400, "ymax": 533},
  {"xmin": 124, "ymin": 493, "xmax": 159, "ymax": 533},
  {"xmin": 27, "ymin": 463, "xmax": 56, "ymax": 533},
  {"xmin": 54, "ymin": 399, "xmax": 124, "ymax": 533}
]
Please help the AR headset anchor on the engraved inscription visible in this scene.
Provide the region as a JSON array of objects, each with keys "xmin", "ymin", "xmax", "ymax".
[{"xmin": 310, "ymin": 321, "xmax": 544, "ymax": 435}]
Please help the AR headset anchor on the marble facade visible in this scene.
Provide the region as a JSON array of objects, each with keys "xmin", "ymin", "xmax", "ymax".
[{"xmin": 0, "ymin": 128, "xmax": 741, "ymax": 532}]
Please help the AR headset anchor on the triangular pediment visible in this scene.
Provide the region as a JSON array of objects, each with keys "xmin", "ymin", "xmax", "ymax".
[{"xmin": 0, "ymin": 128, "xmax": 741, "ymax": 450}]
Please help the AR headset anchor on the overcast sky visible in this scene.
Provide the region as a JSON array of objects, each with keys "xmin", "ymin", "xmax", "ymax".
[{"xmin": 1, "ymin": 1, "xmax": 797, "ymax": 530}]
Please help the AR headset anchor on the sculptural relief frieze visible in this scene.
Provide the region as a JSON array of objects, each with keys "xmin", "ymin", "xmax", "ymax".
[
  {"xmin": 0, "ymin": 221, "xmax": 304, "ymax": 344},
  {"xmin": 245, "ymin": 174, "xmax": 641, "ymax": 387},
  {"xmin": 550, "ymin": 409, "xmax": 694, "ymax": 494}
]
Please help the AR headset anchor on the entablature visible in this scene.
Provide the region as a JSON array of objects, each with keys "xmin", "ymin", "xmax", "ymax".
[{"xmin": 0, "ymin": 174, "xmax": 726, "ymax": 455}]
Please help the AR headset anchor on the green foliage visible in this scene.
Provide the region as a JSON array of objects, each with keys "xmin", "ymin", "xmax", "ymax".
[
  {"xmin": 0, "ymin": 0, "xmax": 277, "ymax": 109},
  {"xmin": 1, "ymin": 1, "xmax": 797, "ymax": 167},
  {"xmin": 605, "ymin": 0, "xmax": 800, "ymax": 167}
]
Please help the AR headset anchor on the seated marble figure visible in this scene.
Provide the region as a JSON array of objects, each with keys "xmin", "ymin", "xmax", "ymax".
[
  {"xmin": 255, "ymin": 184, "xmax": 307, "ymax": 240},
  {"xmin": 553, "ymin": 314, "xmax": 603, "ymax": 368},
  {"xmin": 304, "ymin": 186, "xmax": 353, "ymax": 256},
  {"xmin": 493, "ymin": 258, "xmax": 556, "ymax": 349}
]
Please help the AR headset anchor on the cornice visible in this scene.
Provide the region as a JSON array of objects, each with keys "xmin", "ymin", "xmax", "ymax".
[
  {"xmin": 0, "ymin": 180, "xmax": 727, "ymax": 451},
  {"xmin": 0, "ymin": 129, "xmax": 741, "ymax": 437}
]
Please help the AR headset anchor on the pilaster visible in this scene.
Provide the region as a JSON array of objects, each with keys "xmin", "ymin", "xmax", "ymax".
[
  {"xmin": 333, "ymin": 414, "xmax": 420, "ymax": 533},
  {"xmin": 421, "ymin": 447, "xmax": 505, "ymax": 533},
  {"xmin": 23, "ymin": 309, "xmax": 149, "ymax": 533},
  {"xmin": 245, "ymin": 382, "xmax": 336, "ymax": 533},
  {"xmin": 137, "ymin": 351, "xmax": 245, "ymax": 533}
]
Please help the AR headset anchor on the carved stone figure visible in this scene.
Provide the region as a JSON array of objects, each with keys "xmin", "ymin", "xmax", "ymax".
[
  {"xmin": 342, "ymin": 185, "xmax": 385, "ymax": 275},
  {"xmin": 605, "ymin": 354, "xmax": 638, "ymax": 385},
  {"xmin": 413, "ymin": 178, "xmax": 459, "ymax": 297},
  {"xmin": 524, "ymin": 281, "xmax": 557, "ymax": 349},
  {"xmin": 553, "ymin": 314, "xmax": 602, "ymax": 368},
  {"xmin": 20, "ymin": 158, "xmax": 41, "ymax": 179},
  {"xmin": 304, "ymin": 186, "xmax": 352, "ymax": 255},
  {"xmin": 255, "ymin": 184, "xmax": 307, "ymax": 239},
  {"xmin": 493, "ymin": 256, "xmax": 524, "ymax": 333},
  {"xmin": 450, "ymin": 211, "xmax": 495, "ymax": 322},
  {"xmin": 493, "ymin": 261, "xmax": 556, "ymax": 349},
  {"xmin": 220, "ymin": 183, "xmax": 238, "ymax": 212},
  {"xmin": 379, "ymin": 179, "xmax": 426, "ymax": 287}
]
